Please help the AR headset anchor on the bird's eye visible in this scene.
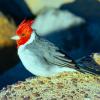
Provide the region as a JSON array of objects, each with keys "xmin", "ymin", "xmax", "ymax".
[{"xmin": 21, "ymin": 33, "xmax": 25, "ymax": 36}]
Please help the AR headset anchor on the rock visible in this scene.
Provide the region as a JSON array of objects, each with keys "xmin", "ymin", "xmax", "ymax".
[
  {"xmin": 25, "ymin": 0, "xmax": 75, "ymax": 14},
  {"xmin": 92, "ymin": 53, "xmax": 100, "ymax": 65},
  {"xmin": 32, "ymin": 9, "xmax": 85, "ymax": 36},
  {"xmin": 0, "ymin": 62, "xmax": 33, "ymax": 89},
  {"xmin": 0, "ymin": 72, "xmax": 100, "ymax": 99}
]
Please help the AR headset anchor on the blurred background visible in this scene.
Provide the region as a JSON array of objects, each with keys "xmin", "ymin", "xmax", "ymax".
[{"xmin": 0, "ymin": 0, "xmax": 100, "ymax": 89}]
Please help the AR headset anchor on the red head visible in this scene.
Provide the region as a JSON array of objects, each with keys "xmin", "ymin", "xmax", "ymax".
[{"xmin": 12, "ymin": 19, "xmax": 34, "ymax": 47}]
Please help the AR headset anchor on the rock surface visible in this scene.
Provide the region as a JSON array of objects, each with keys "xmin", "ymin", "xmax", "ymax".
[
  {"xmin": 32, "ymin": 9, "xmax": 85, "ymax": 36},
  {"xmin": 0, "ymin": 72, "xmax": 100, "ymax": 100},
  {"xmin": 25, "ymin": 0, "xmax": 75, "ymax": 14}
]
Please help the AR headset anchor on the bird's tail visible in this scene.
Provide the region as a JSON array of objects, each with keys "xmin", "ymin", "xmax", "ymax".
[
  {"xmin": 77, "ymin": 63, "xmax": 100, "ymax": 75},
  {"xmin": 76, "ymin": 56, "xmax": 100, "ymax": 75}
]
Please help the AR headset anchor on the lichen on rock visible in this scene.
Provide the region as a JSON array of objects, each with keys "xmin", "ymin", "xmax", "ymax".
[{"xmin": 0, "ymin": 72, "xmax": 100, "ymax": 100}]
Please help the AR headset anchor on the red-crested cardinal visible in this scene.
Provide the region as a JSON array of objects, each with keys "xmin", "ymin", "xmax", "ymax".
[{"xmin": 11, "ymin": 19, "xmax": 80, "ymax": 77}]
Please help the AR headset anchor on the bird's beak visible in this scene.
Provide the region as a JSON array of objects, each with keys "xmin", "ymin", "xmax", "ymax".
[{"xmin": 11, "ymin": 35, "xmax": 20, "ymax": 40}]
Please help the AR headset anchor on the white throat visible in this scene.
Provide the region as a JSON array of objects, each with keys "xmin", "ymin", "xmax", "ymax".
[{"xmin": 25, "ymin": 31, "xmax": 36, "ymax": 45}]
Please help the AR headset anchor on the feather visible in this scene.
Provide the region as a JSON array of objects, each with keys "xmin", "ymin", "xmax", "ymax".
[{"xmin": 26, "ymin": 36, "xmax": 79, "ymax": 70}]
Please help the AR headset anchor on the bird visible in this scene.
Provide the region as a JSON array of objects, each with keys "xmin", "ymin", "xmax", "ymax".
[{"xmin": 11, "ymin": 19, "xmax": 80, "ymax": 77}]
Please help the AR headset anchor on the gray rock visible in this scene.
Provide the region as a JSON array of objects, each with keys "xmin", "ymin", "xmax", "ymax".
[{"xmin": 32, "ymin": 9, "xmax": 85, "ymax": 36}]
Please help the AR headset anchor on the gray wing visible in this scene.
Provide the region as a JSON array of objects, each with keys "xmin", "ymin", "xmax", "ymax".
[
  {"xmin": 26, "ymin": 37, "xmax": 79, "ymax": 70},
  {"xmin": 38, "ymin": 38, "xmax": 78, "ymax": 69}
]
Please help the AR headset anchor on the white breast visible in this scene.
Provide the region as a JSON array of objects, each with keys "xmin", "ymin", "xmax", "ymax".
[{"xmin": 18, "ymin": 45, "xmax": 51, "ymax": 76}]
